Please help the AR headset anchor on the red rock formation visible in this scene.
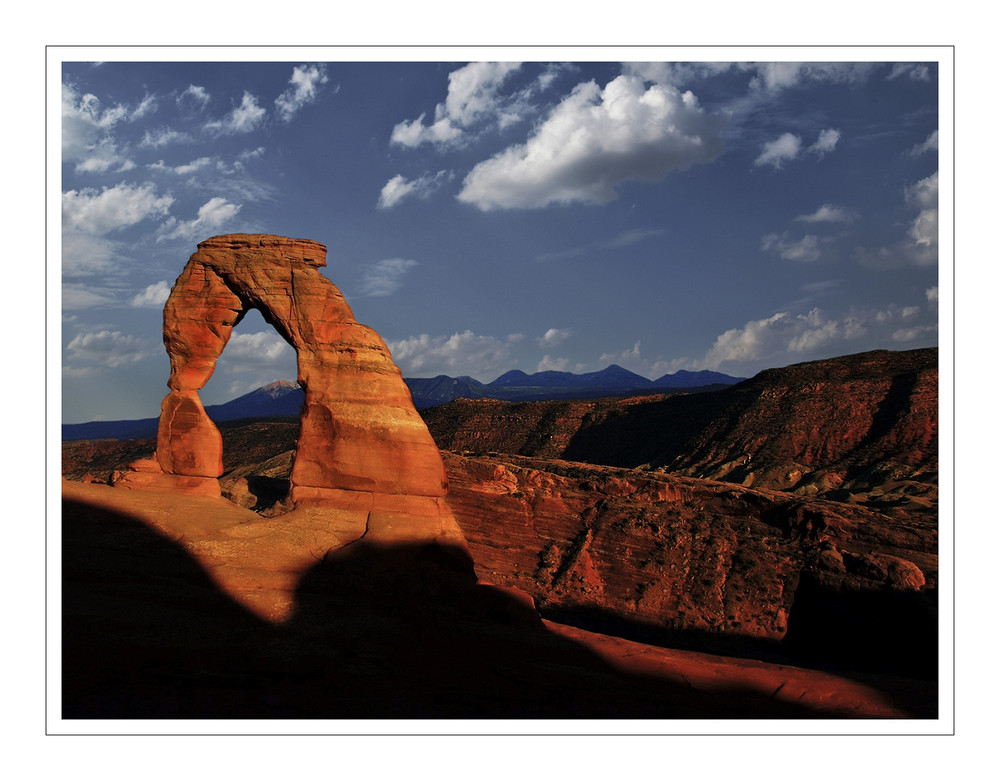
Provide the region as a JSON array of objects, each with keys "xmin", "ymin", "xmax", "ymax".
[
  {"xmin": 122, "ymin": 234, "xmax": 463, "ymax": 548},
  {"xmin": 422, "ymin": 348, "xmax": 938, "ymax": 509},
  {"xmin": 442, "ymin": 451, "xmax": 938, "ymax": 678}
]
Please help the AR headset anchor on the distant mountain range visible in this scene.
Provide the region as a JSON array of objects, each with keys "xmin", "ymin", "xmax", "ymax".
[
  {"xmin": 61, "ymin": 367, "xmax": 743, "ymax": 441},
  {"xmin": 404, "ymin": 365, "xmax": 742, "ymax": 408}
]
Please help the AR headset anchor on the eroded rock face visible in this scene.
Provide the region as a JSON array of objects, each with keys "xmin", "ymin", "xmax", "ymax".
[{"xmin": 138, "ymin": 234, "xmax": 460, "ymax": 544}]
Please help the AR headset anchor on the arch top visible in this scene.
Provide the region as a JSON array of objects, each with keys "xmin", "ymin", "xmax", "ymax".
[{"xmin": 196, "ymin": 233, "xmax": 328, "ymax": 268}]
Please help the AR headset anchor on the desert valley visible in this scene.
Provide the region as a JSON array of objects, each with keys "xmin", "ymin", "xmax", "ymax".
[{"xmin": 60, "ymin": 235, "xmax": 939, "ymax": 722}]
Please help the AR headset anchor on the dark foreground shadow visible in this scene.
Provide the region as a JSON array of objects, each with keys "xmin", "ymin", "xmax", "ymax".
[{"xmin": 63, "ymin": 497, "xmax": 899, "ymax": 720}]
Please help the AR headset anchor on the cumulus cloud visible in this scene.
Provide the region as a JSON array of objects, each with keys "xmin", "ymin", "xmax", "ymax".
[
  {"xmin": 387, "ymin": 330, "xmax": 514, "ymax": 378},
  {"xmin": 926, "ymin": 286, "xmax": 939, "ymax": 302},
  {"xmin": 358, "ymin": 258, "xmax": 419, "ymax": 296},
  {"xmin": 458, "ymin": 74, "xmax": 724, "ymax": 210},
  {"xmin": 216, "ymin": 331, "xmax": 295, "ymax": 373},
  {"xmin": 538, "ymin": 328, "xmax": 571, "ymax": 348},
  {"xmin": 391, "ymin": 62, "xmax": 521, "ymax": 148},
  {"xmin": 130, "ymin": 280, "xmax": 171, "ymax": 307},
  {"xmin": 754, "ymin": 132, "xmax": 802, "ymax": 169},
  {"xmin": 755, "ymin": 128, "xmax": 839, "ymax": 169},
  {"xmin": 275, "ymin": 64, "xmax": 329, "ymax": 122},
  {"xmin": 909, "ymin": 130, "xmax": 938, "ymax": 157},
  {"xmin": 809, "ymin": 128, "xmax": 840, "ymax": 156},
  {"xmin": 537, "ymin": 355, "xmax": 569, "ymax": 372},
  {"xmin": 63, "ymin": 182, "xmax": 174, "ymax": 235},
  {"xmin": 697, "ymin": 303, "xmax": 936, "ymax": 372},
  {"xmin": 795, "ymin": 203, "xmax": 857, "ymax": 223},
  {"xmin": 854, "ymin": 171, "xmax": 939, "ymax": 269},
  {"xmin": 205, "ymin": 92, "xmax": 266, "ymax": 135},
  {"xmin": 66, "ymin": 329, "xmax": 150, "ymax": 368},
  {"xmin": 906, "ymin": 171, "xmax": 938, "ymax": 245},
  {"xmin": 62, "ymin": 82, "xmax": 151, "ymax": 171},
  {"xmin": 155, "ymin": 196, "xmax": 241, "ymax": 242},
  {"xmin": 377, "ymin": 171, "xmax": 451, "ymax": 209},
  {"xmin": 761, "ymin": 232, "xmax": 825, "ymax": 262}
]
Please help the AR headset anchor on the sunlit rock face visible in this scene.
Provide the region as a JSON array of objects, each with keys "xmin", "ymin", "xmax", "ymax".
[{"xmin": 141, "ymin": 234, "xmax": 462, "ymax": 545}]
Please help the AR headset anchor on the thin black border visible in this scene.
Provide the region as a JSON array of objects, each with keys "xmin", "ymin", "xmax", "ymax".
[{"xmin": 47, "ymin": 44, "xmax": 957, "ymax": 738}]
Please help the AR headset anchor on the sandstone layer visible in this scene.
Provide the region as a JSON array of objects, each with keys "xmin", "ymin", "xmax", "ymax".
[{"xmin": 442, "ymin": 451, "xmax": 938, "ymax": 680}]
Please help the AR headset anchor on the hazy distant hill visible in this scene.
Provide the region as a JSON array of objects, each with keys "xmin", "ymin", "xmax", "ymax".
[{"xmin": 62, "ymin": 366, "xmax": 743, "ymax": 440}]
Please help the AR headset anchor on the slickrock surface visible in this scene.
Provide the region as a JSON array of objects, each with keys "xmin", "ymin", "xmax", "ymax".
[{"xmin": 62, "ymin": 480, "xmax": 934, "ymax": 718}]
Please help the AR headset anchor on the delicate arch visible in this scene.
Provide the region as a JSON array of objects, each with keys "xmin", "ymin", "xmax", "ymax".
[{"xmin": 154, "ymin": 234, "xmax": 449, "ymax": 504}]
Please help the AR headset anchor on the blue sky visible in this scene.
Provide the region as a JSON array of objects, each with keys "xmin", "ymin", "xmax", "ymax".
[{"xmin": 59, "ymin": 53, "xmax": 943, "ymax": 424}]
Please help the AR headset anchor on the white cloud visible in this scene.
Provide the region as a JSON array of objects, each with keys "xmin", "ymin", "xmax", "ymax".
[
  {"xmin": 809, "ymin": 128, "xmax": 840, "ymax": 156},
  {"xmin": 754, "ymin": 132, "xmax": 802, "ymax": 169},
  {"xmin": 140, "ymin": 127, "xmax": 192, "ymax": 148},
  {"xmin": 537, "ymin": 355, "xmax": 569, "ymax": 372},
  {"xmin": 66, "ymin": 329, "xmax": 150, "ymax": 368},
  {"xmin": 697, "ymin": 303, "xmax": 936, "ymax": 372},
  {"xmin": 149, "ymin": 156, "xmax": 213, "ymax": 175},
  {"xmin": 61, "ymin": 230, "xmax": 121, "ymax": 278},
  {"xmin": 905, "ymin": 171, "xmax": 939, "ymax": 250},
  {"xmin": 761, "ymin": 232, "xmax": 825, "ymax": 262},
  {"xmin": 754, "ymin": 128, "xmax": 839, "ymax": 169},
  {"xmin": 62, "ymin": 82, "xmax": 156, "ymax": 172},
  {"xmin": 748, "ymin": 62, "xmax": 877, "ymax": 93},
  {"xmin": 377, "ymin": 171, "xmax": 450, "ymax": 209},
  {"xmin": 926, "ymin": 286, "xmax": 939, "ymax": 302},
  {"xmin": 63, "ymin": 182, "xmax": 174, "ymax": 235},
  {"xmin": 275, "ymin": 64, "xmax": 329, "ymax": 122},
  {"xmin": 391, "ymin": 62, "xmax": 521, "ymax": 148},
  {"xmin": 795, "ymin": 203, "xmax": 856, "ymax": 223},
  {"xmin": 458, "ymin": 74, "xmax": 724, "ymax": 210},
  {"xmin": 217, "ymin": 331, "xmax": 294, "ymax": 372},
  {"xmin": 854, "ymin": 171, "xmax": 939, "ymax": 269},
  {"xmin": 61, "ymin": 282, "xmax": 121, "ymax": 310},
  {"xmin": 387, "ymin": 330, "xmax": 513, "ymax": 378},
  {"xmin": 888, "ymin": 63, "xmax": 931, "ymax": 81},
  {"xmin": 538, "ymin": 328, "xmax": 571, "ymax": 348},
  {"xmin": 892, "ymin": 324, "xmax": 938, "ymax": 343},
  {"xmin": 155, "ymin": 197, "xmax": 241, "ymax": 242},
  {"xmin": 599, "ymin": 340, "xmax": 643, "ymax": 371},
  {"xmin": 909, "ymin": 130, "xmax": 938, "ymax": 157},
  {"xmin": 358, "ymin": 258, "xmax": 419, "ymax": 296},
  {"xmin": 130, "ymin": 280, "xmax": 171, "ymax": 308},
  {"xmin": 205, "ymin": 92, "xmax": 266, "ymax": 135},
  {"xmin": 177, "ymin": 84, "xmax": 210, "ymax": 112}
]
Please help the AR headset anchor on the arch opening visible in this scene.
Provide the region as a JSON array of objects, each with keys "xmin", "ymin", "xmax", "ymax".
[{"xmin": 198, "ymin": 307, "xmax": 302, "ymax": 515}]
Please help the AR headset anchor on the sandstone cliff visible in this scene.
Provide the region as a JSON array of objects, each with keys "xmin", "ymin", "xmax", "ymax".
[{"xmin": 422, "ymin": 348, "xmax": 938, "ymax": 511}]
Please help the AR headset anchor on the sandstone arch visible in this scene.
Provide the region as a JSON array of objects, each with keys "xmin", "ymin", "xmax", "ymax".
[{"xmin": 125, "ymin": 234, "xmax": 464, "ymax": 547}]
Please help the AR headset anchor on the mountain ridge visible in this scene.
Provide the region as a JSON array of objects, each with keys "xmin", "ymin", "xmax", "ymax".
[{"xmin": 62, "ymin": 364, "xmax": 744, "ymax": 440}]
